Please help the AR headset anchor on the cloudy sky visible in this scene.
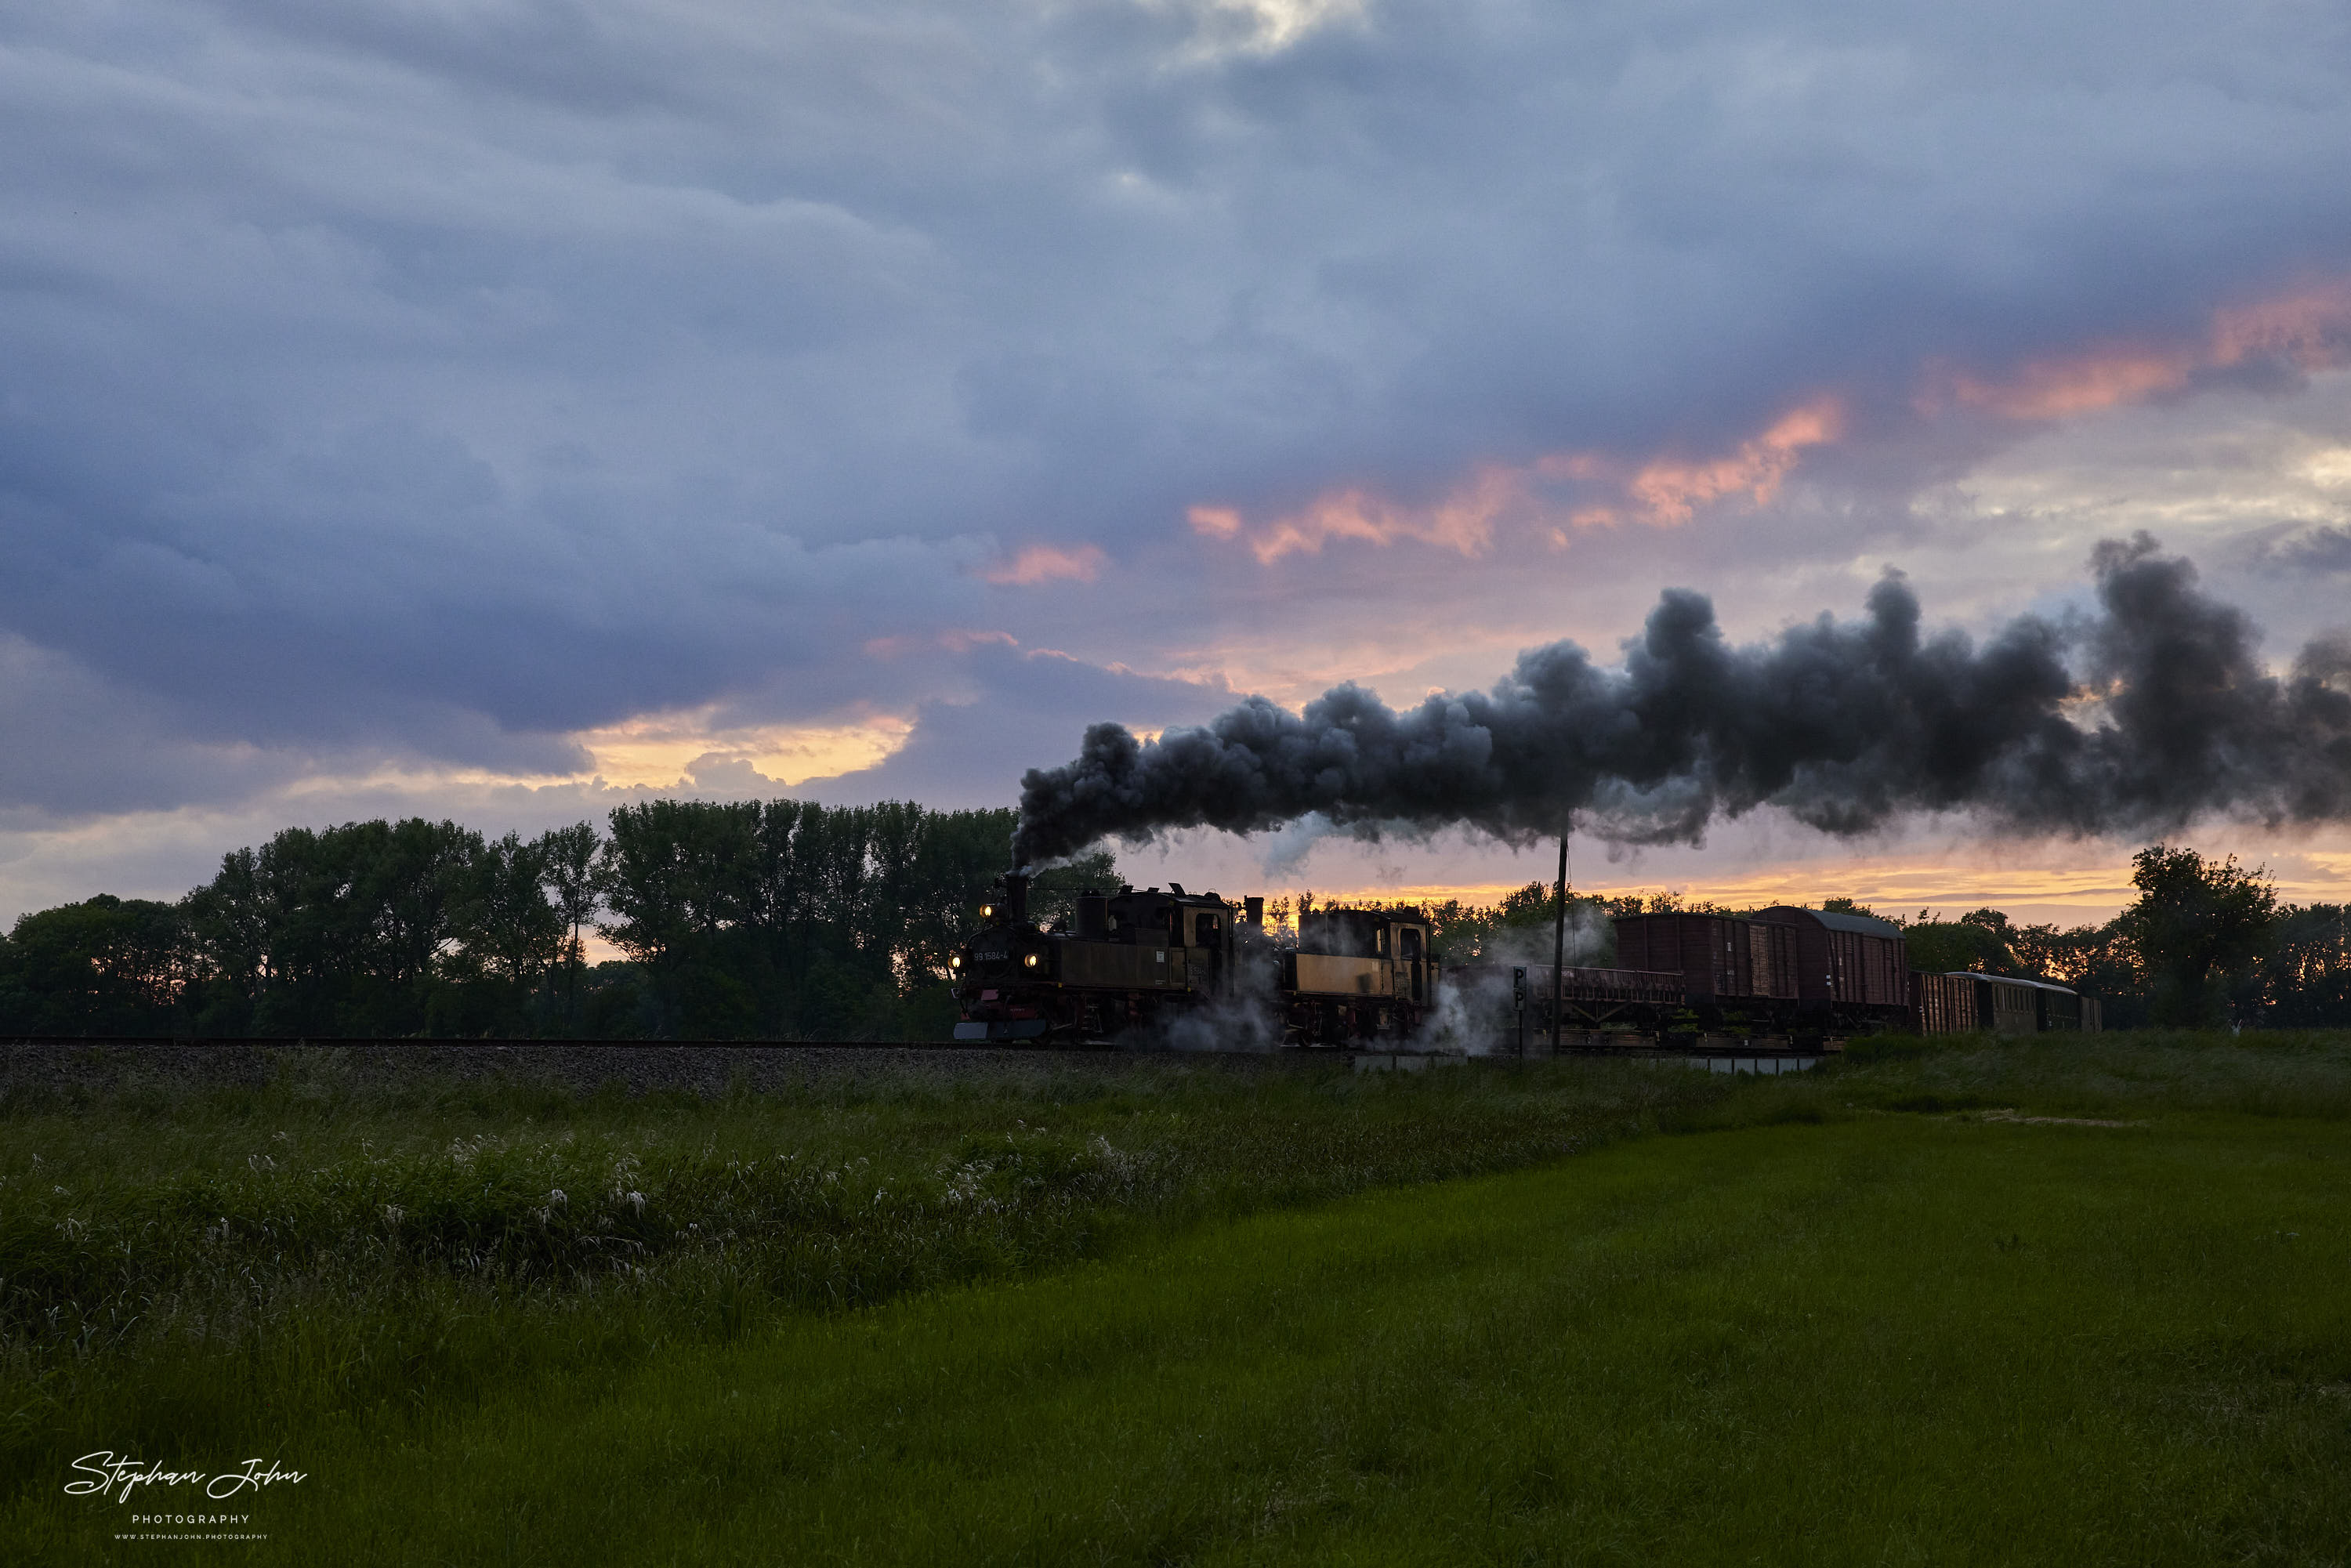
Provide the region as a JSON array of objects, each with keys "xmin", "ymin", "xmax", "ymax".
[{"xmin": 5, "ymin": 0, "xmax": 2351, "ymax": 925}]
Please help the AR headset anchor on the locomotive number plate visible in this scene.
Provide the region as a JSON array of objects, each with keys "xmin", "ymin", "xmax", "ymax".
[{"xmin": 976, "ymin": 949, "xmax": 1009, "ymax": 961}]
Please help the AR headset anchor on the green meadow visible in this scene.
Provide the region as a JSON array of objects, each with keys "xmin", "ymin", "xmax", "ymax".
[{"xmin": 6, "ymin": 1035, "xmax": 2350, "ymax": 1564}]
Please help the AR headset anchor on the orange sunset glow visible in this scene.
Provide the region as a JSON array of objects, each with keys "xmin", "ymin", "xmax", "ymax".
[
  {"xmin": 573, "ymin": 709, "xmax": 915, "ymax": 788},
  {"xmin": 1288, "ymin": 849, "xmax": 2350, "ymax": 930}
]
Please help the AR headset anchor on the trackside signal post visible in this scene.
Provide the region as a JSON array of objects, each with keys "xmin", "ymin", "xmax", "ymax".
[
  {"xmin": 1512, "ymin": 966, "xmax": 1527, "ymax": 1056},
  {"xmin": 1550, "ymin": 830, "xmax": 1569, "ymax": 1054}
]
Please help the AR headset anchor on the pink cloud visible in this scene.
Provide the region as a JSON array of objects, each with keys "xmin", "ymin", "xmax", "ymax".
[
  {"xmin": 1925, "ymin": 277, "xmax": 2351, "ymax": 422},
  {"xmin": 1619, "ymin": 397, "xmax": 1845, "ymax": 524},
  {"xmin": 1190, "ymin": 398, "xmax": 1848, "ymax": 561},
  {"xmin": 980, "ymin": 543, "xmax": 1108, "ymax": 585},
  {"xmin": 1198, "ymin": 463, "xmax": 1524, "ymax": 564}
]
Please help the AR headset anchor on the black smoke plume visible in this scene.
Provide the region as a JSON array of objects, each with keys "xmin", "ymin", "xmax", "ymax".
[{"xmin": 1012, "ymin": 537, "xmax": 2351, "ymax": 865}]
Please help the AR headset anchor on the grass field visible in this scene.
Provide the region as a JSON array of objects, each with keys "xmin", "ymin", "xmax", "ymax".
[{"xmin": 6, "ymin": 1034, "xmax": 2351, "ymax": 1564}]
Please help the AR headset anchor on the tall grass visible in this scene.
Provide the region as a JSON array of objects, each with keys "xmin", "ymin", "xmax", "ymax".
[
  {"xmin": 262, "ymin": 1112, "xmax": 2343, "ymax": 1566},
  {"xmin": 0, "ymin": 1048, "xmax": 1706, "ymax": 1504},
  {"xmin": 5, "ymin": 1030, "xmax": 2347, "ymax": 1537},
  {"xmin": 1831, "ymin": 1027, "xmax": 2351, "ymax": 1116}
]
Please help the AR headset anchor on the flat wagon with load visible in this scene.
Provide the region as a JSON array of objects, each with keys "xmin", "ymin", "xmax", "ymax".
[{"xmin": 1442, "ymin": 961, "xmax": 1686, "ymax": 1048}]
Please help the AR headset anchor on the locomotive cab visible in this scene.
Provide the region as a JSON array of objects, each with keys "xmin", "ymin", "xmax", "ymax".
[{"xmin": 1281, "ymin": 906, "xmax": 1438, "ymax": 1045}]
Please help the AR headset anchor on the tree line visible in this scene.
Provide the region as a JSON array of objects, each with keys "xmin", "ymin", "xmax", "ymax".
[
  {"xmin": 6, "ymin": 818, "xmax": 2340, "ymax": 1037},
  {"xmin": 0, "ymin": 802, "xmax": 1111, "ymax": 1040},
  {"xmin": 1883, "ymin": 845, "xmax": 2347, "ymax": 1029}
]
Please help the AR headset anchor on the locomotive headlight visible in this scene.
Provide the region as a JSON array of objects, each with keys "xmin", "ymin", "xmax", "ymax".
[
  {"xmin": 949, "ymin": 954, "xmax": 962, "ymax": 969},
  {"xmin": 1023, "ymin": 953, "xmax": 1039, "ymax": 969},
  {"xmin": 980, "ymin": 903, "xmax": 996, "ymax": 918}
]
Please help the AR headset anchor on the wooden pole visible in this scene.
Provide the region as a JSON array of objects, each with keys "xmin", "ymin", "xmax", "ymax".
[{"xmin": 1550, "ymin": 827, "xmax": 1569, "ymax": 1053}]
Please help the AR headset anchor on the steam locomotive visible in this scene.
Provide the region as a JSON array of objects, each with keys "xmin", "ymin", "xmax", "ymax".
[
  {"xmin": 948, "ymin": 874, "xmax": 2096, "ymax": 1048},
  {"xmin": 948, "ymin": 873, "xmax": 1436, "ymax": 1046}
]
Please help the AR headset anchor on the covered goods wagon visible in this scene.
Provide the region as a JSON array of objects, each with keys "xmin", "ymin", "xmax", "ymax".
[
  {"xmin": 1610, "ymin": 913, "xmax": 1797, "ymax": 1003},
  {"xmin": 1752, "ymin": 906, "xmax": 1910, "ymax": 1012}
]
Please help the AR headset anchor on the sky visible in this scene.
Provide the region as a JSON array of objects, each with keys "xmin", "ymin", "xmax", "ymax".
[{"xmin": 5, "ymin": 0, "xmax": 2351, "ymax": 928}]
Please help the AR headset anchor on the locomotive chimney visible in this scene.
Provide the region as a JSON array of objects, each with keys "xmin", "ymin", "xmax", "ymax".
[
  {"xmin": 1244, "ymin": 895, "xmax": 1265, "ymax": 927},
  {"xmin": 1005, "ymin": 869, "xmax": 1031, "ymax": 927}
]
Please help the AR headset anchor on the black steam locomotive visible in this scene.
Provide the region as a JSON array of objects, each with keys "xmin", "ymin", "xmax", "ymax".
[
  {"xmin": 949, "ymin": 875, "xmax": 2096, "ymax": 1048},
  {"xmin": 948, "ymin": 873, "xmax": 1437, "ymax": 1046}
]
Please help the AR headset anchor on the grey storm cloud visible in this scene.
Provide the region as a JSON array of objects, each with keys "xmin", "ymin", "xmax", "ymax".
[
  {"xmin": 805, "ymin": 640, "xmax": 1236, "ymax": 809},
  {"xmin": 3, "ymin": 0, "xmax": 2351, "ymax": 811},
  {"xmin": 1012, "ymin": 541, "xmax": 2351, "ymax": 863},
  {"xmin": 2265, "ymin": 524, "xmax": 2351, "ymax": 576}
]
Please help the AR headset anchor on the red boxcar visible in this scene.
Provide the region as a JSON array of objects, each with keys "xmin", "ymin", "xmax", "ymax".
[
  {"xmin": 1753, "ymin": 906, "xmax": 1910, "ymax": 1010},
  {"xmin": 1610, "ymin": 913, "xmax": 1797, "ymax": 1003}
]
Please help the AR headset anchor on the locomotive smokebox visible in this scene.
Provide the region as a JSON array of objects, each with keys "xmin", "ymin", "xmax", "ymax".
[{"xmin": 1005, "ymin": 870, "xmax": 1031, "ymax": 926}]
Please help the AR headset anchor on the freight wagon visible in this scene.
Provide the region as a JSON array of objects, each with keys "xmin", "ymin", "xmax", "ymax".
[
  {"xmin": 1925, "ymin": 972, "xmax": 2103, "ymax": 1035},
  {"xmin": 1752, "ymin": 905, "xmax": 1911, "ymax": 1022},
  {"xmin": 1610, "ymin": 913, "xmax": 1797, "ymax": 1019},
  {"xmin": 1610, "ymin": 906, "xmax": 1913, "ymax": 1036}
]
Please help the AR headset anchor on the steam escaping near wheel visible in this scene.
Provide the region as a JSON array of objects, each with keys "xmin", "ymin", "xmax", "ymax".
[{"xmin": 1011, "ymin": 536, "xmax": 2351, "ymax": 864}]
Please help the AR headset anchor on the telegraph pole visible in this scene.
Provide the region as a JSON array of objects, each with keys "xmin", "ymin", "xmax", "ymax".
[{"xmin": 1549, "ymin": 824, "xmax": 1569, "ymax": 1054}]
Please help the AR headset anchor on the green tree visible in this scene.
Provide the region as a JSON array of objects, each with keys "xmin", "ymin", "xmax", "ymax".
[
  {"xmin": 1904, "ymin": 908, "xmax": 2023, "ymax": 976},
  {"xmin": 19, "ymin": 798, "xmax": 1116, "ymax": 1041},
  {"xmin": 181, "ymin": 846, "xmax": 271, "ymax": 1033},
  {"xmin": 364, "ymin": 818, "xmax": 482, "ymax": 1003},
  {"xmin": 534, "ymin": 823, "xmax": 602, "ymax": 1032},
  {"xmin": 2259, "ymin": 904, "xmax": 2351, "ymax": 1027},
  {"xmin": 2114, "ymin": 844, "xmax": 2278, "ymax": 1027},
  {"xmin": 0, "ymin": 896, "xmax": 194, "ymax": 1035},
  {"xmin": 449, "ymin": 832, "xmax": 564, "ymax": 990},
  {"xmin": 598, "ymin": 800, "xmax": 762, "ymax": 1037},
  {"xmin": 179, "ymin": 818, "xmax": 482, "ymax": 1036}
]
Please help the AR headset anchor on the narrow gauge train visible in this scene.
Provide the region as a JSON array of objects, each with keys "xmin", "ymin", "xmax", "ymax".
[
  {"xmin": 949, "ymin": 875, "xmax": 2096, "ymax": 1047},
  {"xmin": 948, "ymin": 873, "xmax": 1436, "ymax": 1045}
]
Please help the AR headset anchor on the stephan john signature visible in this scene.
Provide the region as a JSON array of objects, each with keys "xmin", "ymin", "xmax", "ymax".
[{"xmin": 67, "ymin": 1453, "xmax": 307, "ymax": 1504}]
